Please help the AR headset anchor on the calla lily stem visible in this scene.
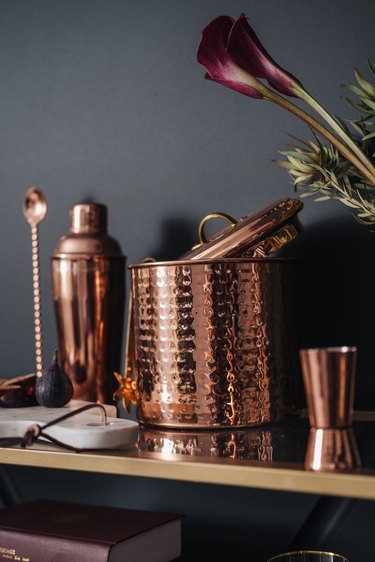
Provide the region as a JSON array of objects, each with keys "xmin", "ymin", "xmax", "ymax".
[
  {"xmin": 263, "ymin": 88, "xmax": 375, "ymax": 187},
  {"xmin": 294, "ymin": 85, "xmax": 375, "ymax": 182}
]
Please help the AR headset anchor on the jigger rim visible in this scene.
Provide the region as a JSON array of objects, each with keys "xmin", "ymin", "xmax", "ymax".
[
  {"xmin": 299, "ymin": 346, "xmax": 357, "ymax": 354},
  {"xmin": 268, "ymin": 550, "xmax": 349, "ymax": 561}
]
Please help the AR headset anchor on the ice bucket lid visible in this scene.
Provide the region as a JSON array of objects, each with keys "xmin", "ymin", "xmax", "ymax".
[{"xmin": 182, "ymin": 198, "xmax": 303, "ymax": 259}]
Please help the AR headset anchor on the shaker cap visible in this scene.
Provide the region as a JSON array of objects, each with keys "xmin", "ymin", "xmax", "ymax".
[
  {"xmin": 182, "ymin": 198, "xmax": 303, "ymax": 259},
  {"xmin": 52, "ymin": 202, "xmax": 124, "ymax": 257},
  {"xmin": 70, "ymin": 204, "xmax": 107, "ymax": 233}
]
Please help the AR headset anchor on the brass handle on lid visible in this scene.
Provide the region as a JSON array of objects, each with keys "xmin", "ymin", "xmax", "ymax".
[
  {"xmin": 191, "ymin": 212, "xmax": 237, "ymax": 251},
  {"xmin": 183, "ymin": 198, "xmax": 303, "ymax": 259}
]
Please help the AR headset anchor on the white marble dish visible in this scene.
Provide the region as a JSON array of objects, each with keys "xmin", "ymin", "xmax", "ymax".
[{"xmin": 0, "ymin": 400, "xmax": 139, "ymax": 450}]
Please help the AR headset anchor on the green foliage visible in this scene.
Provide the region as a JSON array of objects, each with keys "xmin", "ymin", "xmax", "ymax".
[{"xmin": 277, "ymin": 61, "xmax": 375, "ymax": 224}]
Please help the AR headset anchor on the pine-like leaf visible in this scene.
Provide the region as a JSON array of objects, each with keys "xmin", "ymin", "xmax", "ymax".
[{"xmin": 355, "ymin": 69, "xmax": 375, "ymax": 98}]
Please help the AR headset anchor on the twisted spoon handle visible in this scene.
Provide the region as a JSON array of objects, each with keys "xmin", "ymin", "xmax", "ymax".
[{"xmin": 31, "ymin": 224, "xmax": 43, "ymax": 377}]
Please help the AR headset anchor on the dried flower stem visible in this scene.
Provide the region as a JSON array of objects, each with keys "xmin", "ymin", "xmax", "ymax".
[
  {"xmin": 295, "ymin": 86, "xmax": 375, "ymax": 182},
  {"xmin": 263, "ymin": 88, "xmax": 375, "ymax": 187}
]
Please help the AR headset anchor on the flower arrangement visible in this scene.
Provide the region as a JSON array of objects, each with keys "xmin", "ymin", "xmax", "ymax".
[{"xmin": 197, "ymin": 14, "xmax": 375, "ymax": 225}]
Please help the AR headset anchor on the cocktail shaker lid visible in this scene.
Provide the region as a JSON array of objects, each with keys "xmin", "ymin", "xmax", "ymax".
[
  {"xmin": 70, "ymin": 203, "xmax": 107, "ymax": 233},
  {"xmin": 182, "ymin": 198, "xmax": 303, "ymax": 259},
  {"xmin": 52, "ymin": 203, "xmax": 124, "ymax": 257}
]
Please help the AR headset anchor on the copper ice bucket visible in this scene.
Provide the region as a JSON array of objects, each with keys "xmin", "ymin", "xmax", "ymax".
[{"xmin": 130, "ymin": 258, "xmax": 300, "ymax": 429}]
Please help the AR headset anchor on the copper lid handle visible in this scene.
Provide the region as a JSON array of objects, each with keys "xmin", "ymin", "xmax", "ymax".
[
  {"xmin": 182, "ymin": 198, "xmax": 303, "ymax": 259},
  {"xmin": 191, "ymin": 212, "xmax": 237, "ymax": 251}
]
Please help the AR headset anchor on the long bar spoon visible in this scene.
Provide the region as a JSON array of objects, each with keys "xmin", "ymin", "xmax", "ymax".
[{"xmin": 23, "ymin": 187, "xmax": 47, "ymax": 378}]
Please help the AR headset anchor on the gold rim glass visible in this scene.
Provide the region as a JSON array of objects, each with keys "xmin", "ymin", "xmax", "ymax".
[{"xmin": 268, "ymin": 551, "xmax": 349, "ymax": 562}]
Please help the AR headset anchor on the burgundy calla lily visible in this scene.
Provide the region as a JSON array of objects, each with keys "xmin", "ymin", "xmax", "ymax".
[
  {"xmin": 197, "ymin": 14, "xmax": 303, "ymax": 98},
  {"xmin": 196, "ymin": 13, "xmax": 375, "ymax": 198},
  {"xmin": 197, "ymin": 15, "xmax": 264, "ymax": 99}
]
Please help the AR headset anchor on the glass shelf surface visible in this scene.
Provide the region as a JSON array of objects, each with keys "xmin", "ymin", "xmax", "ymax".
[{"xmin": 1, "ymin": 412, "xmax": 375, "ymax": 500}]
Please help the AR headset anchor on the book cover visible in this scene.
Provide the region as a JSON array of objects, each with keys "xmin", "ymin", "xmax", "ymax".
[{"xmin": 0, "ymin": 499, "xmax": 182, "ymax": 561}]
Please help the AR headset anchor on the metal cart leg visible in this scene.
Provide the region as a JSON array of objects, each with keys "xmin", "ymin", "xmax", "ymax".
[
  {"xmin": 0, "ymin": 466, "xmax": 21, "ymax": 507},
  {"xmin": 289, "ymin": 496, "xmax": 356, "ymax": 550}
]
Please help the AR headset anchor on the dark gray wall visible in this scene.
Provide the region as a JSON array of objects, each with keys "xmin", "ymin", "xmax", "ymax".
[{"xmin": 0, "ymin": 1, "xmax": 374, "ymax": 560}]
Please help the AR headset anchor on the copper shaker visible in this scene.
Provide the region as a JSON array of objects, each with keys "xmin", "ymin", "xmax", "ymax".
[
  {"xmin": 51, "ymin": 204, "xmax": 125, "ymax": 403},
  {"xmin": 300, "ymin": 346, "xmax": 361, "ymax": 472}
]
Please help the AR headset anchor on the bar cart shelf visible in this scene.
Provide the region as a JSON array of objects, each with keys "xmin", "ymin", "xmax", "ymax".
[{"xmin": 1, "ymin": 411, "xmax": 375, "ymax": 501}]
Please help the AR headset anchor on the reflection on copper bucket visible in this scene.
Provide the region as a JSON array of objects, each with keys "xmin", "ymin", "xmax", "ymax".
[{"xmin": 129, "ymin": 258, "xmax": 300, "ymax": 429}]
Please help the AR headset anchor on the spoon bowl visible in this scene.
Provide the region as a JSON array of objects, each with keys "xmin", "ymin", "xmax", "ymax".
[{"xmin": 23, "ymin": 187, "xmax": 47, "ymax": 226}]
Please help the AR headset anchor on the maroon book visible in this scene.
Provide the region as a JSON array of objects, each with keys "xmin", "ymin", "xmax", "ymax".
[{"xmin": 0, "ymin": 499, "xmax": 182, "ymax": 561}]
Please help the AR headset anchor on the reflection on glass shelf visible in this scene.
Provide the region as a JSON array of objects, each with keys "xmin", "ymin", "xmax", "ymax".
[
  {"xmin": 3, "ymin": 412, "xmax": 375, "ymax": 498},
  {"xmin": 138, "ymin": 417, "xmax": 309, "ymax": 463},
  {"xmin": 137, "ymin": 416, "xmax": 375, "ymax": 469}
]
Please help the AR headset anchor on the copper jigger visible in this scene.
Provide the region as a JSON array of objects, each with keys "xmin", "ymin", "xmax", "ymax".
[{"xmin": 300, "ymin": 346, "xmax": 361, "ymax": 472}]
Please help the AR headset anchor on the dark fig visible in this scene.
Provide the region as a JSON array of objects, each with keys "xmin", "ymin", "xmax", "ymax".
[{"xmin": 35, "ymin": 350, "xmax": 74, "ymax": 408}]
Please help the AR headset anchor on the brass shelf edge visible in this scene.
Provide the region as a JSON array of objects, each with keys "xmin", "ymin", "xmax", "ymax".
[
  {"xmin": 352, "ymin": 410, "xmax": 375, "ymax": 421},
  {"xmin": 1, "ymin": 446, "xmax": 375, "ymax": 501},
  {"xmin": 302, "ymin": 409, "xmax": 375, "ymax": 422}
]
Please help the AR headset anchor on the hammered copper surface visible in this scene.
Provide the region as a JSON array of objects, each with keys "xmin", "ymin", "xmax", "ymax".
[
  {"xmin": 130, "ymin": 259, "xmax": 299, "ymax": 428},
  {"xmin": 243, "ymin": 222, "xmax": 302, "ymax": 258}
]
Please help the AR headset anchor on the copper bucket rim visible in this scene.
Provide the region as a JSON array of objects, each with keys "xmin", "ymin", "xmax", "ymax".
[{"xmin": 129, "ymin": 257, "xmax": 296, "ymax": 269}]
